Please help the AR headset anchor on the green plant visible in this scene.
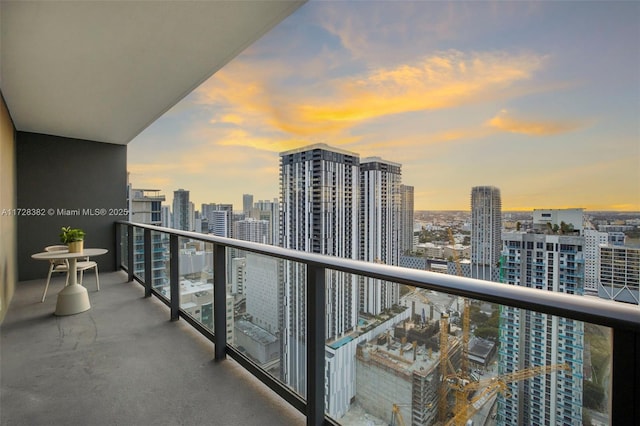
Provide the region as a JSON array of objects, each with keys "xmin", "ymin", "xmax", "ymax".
[{"xmin": 60, "ymin": 226, "xmax": 85, "ymax": 243}]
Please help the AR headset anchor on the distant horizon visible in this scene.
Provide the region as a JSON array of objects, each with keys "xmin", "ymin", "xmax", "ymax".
[{"xmin": 130, "ymin": 183, "xmax": 640, "ymax": 214}]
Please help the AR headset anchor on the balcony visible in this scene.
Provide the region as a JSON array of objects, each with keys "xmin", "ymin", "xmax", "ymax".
[
  {"xmin": 13, "ymin": 222, "xmax": 640, "ymax": 425},
  {"xmin": 1, "ymin": 3, "xmax": 639, "ymax": 425},
  {"xmin": 1, "ymin": 270, "xmax": 305, "ymax": 426},
  {"xmin": 5, "ymin": 222, "xmax": 637, "ymax": 425}
]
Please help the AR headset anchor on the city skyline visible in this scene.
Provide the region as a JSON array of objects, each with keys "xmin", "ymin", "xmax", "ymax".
[{"xmin": 128, "ymin": 1, "xmax": 639, "ymax": 212}]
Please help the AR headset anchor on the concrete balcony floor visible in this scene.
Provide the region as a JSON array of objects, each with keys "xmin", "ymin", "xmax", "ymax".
[{"xmin": 1, "ymin": 271, "xmax": 304, "ymax": 426}]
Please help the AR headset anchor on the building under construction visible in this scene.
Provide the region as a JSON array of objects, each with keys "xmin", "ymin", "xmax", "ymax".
[{"xmin": 355, "ymin": 317, "xmax": 462, "ymax": 426}]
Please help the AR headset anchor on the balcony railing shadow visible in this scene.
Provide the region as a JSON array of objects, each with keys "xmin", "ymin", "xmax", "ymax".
[{"xmin": 1, "ymin": 271, "xmax": 305, "ymax": 426}]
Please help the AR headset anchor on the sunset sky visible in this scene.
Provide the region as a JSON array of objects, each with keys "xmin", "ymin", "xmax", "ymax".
[{"xmin": 128, "ymin": 1, "xmax": 639, "ymax": 212}]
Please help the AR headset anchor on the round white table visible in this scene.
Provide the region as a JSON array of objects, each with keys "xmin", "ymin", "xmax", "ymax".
[{"xmin": 32, "ymin": 248, "xmax": 108, "ymax": 316}]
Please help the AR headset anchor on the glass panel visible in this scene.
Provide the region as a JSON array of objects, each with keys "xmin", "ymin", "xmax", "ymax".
[
  {"xmin": 150, "ymin": 230, "xmax": 169, "ymax": 293},
  {"xmin": 228, "ymin": 253, "xmax": 307, "ymax": 399},
  {"xmin": 330, "ymin": 283, "xmax": 612, "ymax": 426},
  {"xmin": 132, "ymin": 227, "xmax": 144, "ymax": 281},
  {"xmin": 119, "ymin": 224, "xmax": 128, "ymax": 268},
  {"xmin": 178, "ymin": 238, "xmax": 214, "ymax": 331}
]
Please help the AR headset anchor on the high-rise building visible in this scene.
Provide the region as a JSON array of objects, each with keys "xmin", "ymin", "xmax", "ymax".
[
  {"xmin": 210, "ymin": 210, "xmax": 231, "ymax": 237},
  {"xmin": 129, "ymin": 188, "xmax": 168, "ymax": 288},
  {"xmin": 161, "ymin": 205, "xmax": 171, "ymax": 228},
  {"xmin": 584, "ymin": 229, "xmax": 609, "ymax": 293},
  {"xmin": 279, "ymin": 143, "xmax": 360, "ymax": 394},
  {"xmin": 233, "ymin": 217, "xmax": 270, "ymax": 262},
  {"xmin": 129, "ymin": 188, "xmax": 164, "ymax": 225},
  {"xmin": 251, "ymin": 198, "xmax": 280, "ymax": 246},
  {"xmin": 230, "ymin": 257, "xmax": 246, "ymax": 296},
  {"xmin": 234, "ymin": 218, "xmax": 269, "ymax": 245},
  {"xmin": 499, "ymin": 220, "xmax": 584, "ymax": 425},
  {"xmin": 359, "ymin": 157, "xmax": 401, "ymax": 315},
  {"xmin": 201, "ymin": 203, "xmax": 233, "ymax": 237},
  {"xmin": 172, "ymin": 189, "xmax": 191, "ymax": 231},
  {"xmin": 400, "ymin": 184, "xmax": 415, "ymax": 255},
  {"xmin": 244, "ymin": 252, "xmax": 280, "ymax": 334},
  {"xmin": 533, "ymin": 208, "xmax": 584, "ymax": 234},
  {"xmin": 470, "ymin": 186, "xmax": 502, "ymax": 281},
  {"xmin": 599, "ymin": 245, "xmax": 640, "ymax": 305},
  {"xmin": 242, "ymin": 194, "xmax": 253, "ymax": 217}
]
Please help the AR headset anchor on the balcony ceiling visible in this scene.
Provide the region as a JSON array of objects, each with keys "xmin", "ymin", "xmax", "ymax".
[{"xmin": 0, "ymin": 0, "xmax": 305, "ymax": 145}]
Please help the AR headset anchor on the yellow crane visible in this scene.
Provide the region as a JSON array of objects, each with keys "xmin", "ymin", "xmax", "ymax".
[
  {"xmin": 391, "ymin": 403, "xmax": 409, "ymax": 426},
  {"xmin": 444, "ymin": 363, "xmax": 570, "ymax": 426},
  {"xmin": 438, "ymin": 312, "xmax": 451, "ymax": 422},
  {"xmin": 447, "ymin": 228, "xmax": 471, "ymax": 381}
]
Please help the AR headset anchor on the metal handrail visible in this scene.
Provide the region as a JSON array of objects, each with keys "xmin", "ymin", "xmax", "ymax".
[
  {"xmin": 116, "ymin": 220, "xmax": 639, "ymax": 426},
  {"xmin": 116, "ymin": 221, "xmax": 639, "ymax": 331}
]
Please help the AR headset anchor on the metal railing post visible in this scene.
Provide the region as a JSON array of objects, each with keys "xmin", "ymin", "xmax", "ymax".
[
  {"xmin": 306, "ymin": 264, "xmax": 326, "ymax": 426},
  {"xmin": 611, "ymin": 328, "xmax": 639, "ymax": 424},
  {"xmin": 127, "ymin": 224, "xmax": 134, "ymax": 282},
  {"xmin": 143, "ymin": 228, "xmax": 152, "ymax": 298},
  {"xmin": 169, "ymin": 234, "xmax": 179, "ymax": 321},
  {"xmin": 114, "ymin": 222, "xmax": 122, "ymax": 271},
  {"xmin": 213, "ymin": 243, "xmax": 227, "ymax": 361}
]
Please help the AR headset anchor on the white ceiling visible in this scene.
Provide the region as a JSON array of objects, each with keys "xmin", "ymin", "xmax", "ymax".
[{"xmin": 0, "ymin": 0, "xmax": 305, "ymax": 145}]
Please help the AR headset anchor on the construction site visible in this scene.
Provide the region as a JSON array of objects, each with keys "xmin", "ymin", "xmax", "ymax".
[
  {"xmin": 355, "ymin": 307, "xmax": 462, "ymax": 426},
  {"xmin": 356, "ymin": 290, "xmax": 462, "ymax": 425},
  {"xmin": 346, "ymin": 287, "xmax": 570, "ymax": 426},
  {"xmin": 345, "ymin": 230, "xmax": 571, "ymax": 426}
]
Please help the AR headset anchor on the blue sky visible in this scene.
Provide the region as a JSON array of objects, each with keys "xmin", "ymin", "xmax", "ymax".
[{"xmin": 129, "ymin": 1, "xmax": 639, "ymax": 211}]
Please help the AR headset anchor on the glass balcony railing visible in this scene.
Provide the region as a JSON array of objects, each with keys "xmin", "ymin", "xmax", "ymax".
[{"xmin": 116, "ymin": 221, "xmax": 639, "ymax": 426}]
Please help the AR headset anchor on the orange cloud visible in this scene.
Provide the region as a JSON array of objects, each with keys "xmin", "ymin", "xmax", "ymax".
[
  {"xmin": 206, "ymin": 127, "xmax": 362, "ymax": 154},
  {"xmin": 194, "ymin": 49, "xmax": 547, "ymax": 140},
  {"xmin": 216, "ymin": 114, "xmax": 244, "ymax": 125},
  {"xmin": 292, "ymin": 51, "xmax": 544, "ymax": 130},
  {"xmin": 487, "ymin": 109, "xmax": 584, "ymax": 136}
]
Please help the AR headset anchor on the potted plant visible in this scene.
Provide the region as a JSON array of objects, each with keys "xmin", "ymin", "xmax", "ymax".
[{"xmin": 60, "ymin": 226, "xmax": 85, "ymax": 253}]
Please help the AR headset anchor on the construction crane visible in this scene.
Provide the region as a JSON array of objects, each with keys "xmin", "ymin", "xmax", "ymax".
[
  {"xmin": 390, "ymin": 403, "xmax": 409, "ymax": 426},
  {"xmin": 444, "ymin": 363, "xmax": 571, "ymax": 426},
  {"xmin": 447, "ymin": 228, "xmax": 471, "ymax": 381},
  {"xmin": 438, "ymin": 312, "xmax": 451, "ymax": 423}
]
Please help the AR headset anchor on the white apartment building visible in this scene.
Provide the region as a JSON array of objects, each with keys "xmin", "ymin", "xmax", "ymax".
[
  {"xmin": 470, "ymin": 186, "xmax": 502, "ymax": 281},
  {"xmin": 244, "ymin": 252, "xmax": 280, "ymax": 334},
  {"xmin": 584, "ymin": 229, "xmax": 609, "ymax": 293},
  {"xmin": 279, "ymin": 144, "xmax": 360, "ymax": 396},
  {"xmin": 249, "ymin": 198, "xmax": 280, "ymax": 246},
  {"xmin": 201, "ymin": 203, "xmax": 233, "ymax": 237},
  {"xmin": 129, "ymin": 188, "xmax": 168, "ymax": 288},
  {"xmin": 533, "ymin": 208, "xmax": 584, "ymax": 234},
  {"xmin": 359, "ymin": 157, "xmax": 402, "ymax": 315},
  {"xmin": 233, "ymin": 218, "xmax": 269, "ymax": 245}
]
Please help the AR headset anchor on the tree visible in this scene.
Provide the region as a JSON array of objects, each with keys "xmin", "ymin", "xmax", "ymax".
[
  {"xmin": 583, "ymin": 380, "xmax": 605, "ymax": 410},
  {"xmin": 475, "ymin": 326, "xmax": 498, "ymax": 340},
  {"xmin": 560, "ymin": 221, "xmax": 574, "ymax": 234}
]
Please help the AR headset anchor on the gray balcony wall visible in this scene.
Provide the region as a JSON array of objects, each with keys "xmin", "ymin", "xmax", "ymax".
[
  {"xmin": 0, "ymin": 93, "xmax": 17, "ymax": 322},
  {"xmin": 16, "ymin": 132, "xmax": 127, "ymax": 281}
]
